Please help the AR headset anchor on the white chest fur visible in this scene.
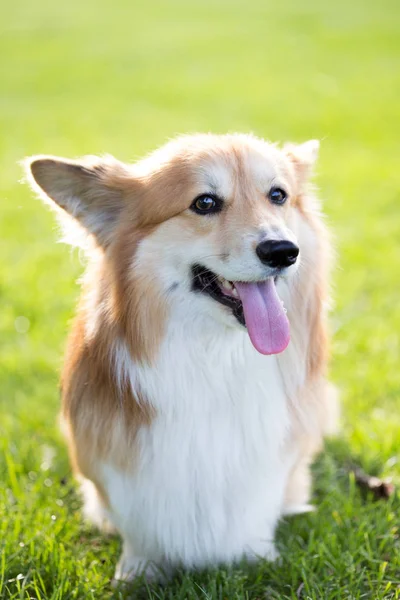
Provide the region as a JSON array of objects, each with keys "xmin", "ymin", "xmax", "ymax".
[{"xmin": 100, "ymin": 314, "xmax": 297, "ymax": 572}]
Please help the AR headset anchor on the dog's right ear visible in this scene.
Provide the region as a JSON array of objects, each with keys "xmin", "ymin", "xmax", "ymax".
[
  {"xmin": 25, "ymin": 155, "xmax": 135, "ymax": 247},
  {"xmin": 284, "ymin": 140, "xmax": 320, "ymax": 188}
]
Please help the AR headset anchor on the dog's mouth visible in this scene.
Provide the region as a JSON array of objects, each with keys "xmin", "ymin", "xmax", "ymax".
[
  {"xmin": 192, "ymin": 264, "xmax": 245, "ymax": 326},
  {"xmin": 191, "ymin": 264, "xmax": 290, "ymax": 355}
]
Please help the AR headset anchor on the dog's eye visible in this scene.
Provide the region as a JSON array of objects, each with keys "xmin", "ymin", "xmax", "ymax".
[
  {"xmin": 191, "ymin": 194, "xmax": 223, "ymax": 215},
  {"xmin": 268, "ymin": 187, "xmax": 287, "ymax": 205}
]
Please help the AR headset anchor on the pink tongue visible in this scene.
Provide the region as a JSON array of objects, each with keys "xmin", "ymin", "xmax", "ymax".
[{"xmin": 234, "ymin": 279, "xmax": 290, "ymax": 355}]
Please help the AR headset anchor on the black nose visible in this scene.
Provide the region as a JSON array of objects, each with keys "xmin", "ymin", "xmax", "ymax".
[{"xmin": 256, "ymin": 240, "xmax": 299, "ymax": 268}]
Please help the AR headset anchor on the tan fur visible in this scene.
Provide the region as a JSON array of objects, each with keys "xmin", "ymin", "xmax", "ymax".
[{"xmin": 61, "ymin": 258, "xmax": 154, "ymax": 487}]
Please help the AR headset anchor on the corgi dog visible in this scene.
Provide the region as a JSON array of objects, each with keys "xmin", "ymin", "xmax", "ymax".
[{"xmin": 26, "ymin": 133, "xmax": 337, "ymax": 582}]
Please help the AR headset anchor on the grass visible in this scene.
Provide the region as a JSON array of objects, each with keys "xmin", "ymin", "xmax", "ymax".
[{"xmin": 1, "ymin": 0, "xmax": 399, "ymax": 597}]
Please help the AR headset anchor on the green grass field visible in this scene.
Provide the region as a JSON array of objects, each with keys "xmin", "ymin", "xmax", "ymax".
[{"xmin": 1, "ymin": 0, "xmax": 400, "ymax": 597}]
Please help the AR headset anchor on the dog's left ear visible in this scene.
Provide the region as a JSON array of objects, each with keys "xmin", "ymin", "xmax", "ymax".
[{"xmin": 284, "ymin": 140, "xmax": 319, "ymax": 185}]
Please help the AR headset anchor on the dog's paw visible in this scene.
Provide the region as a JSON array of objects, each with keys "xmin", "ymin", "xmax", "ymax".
[
  {"xmin": 113, "ymin": 554, "xmax": 165, "ymax": 585},
  {"xmin": 245, "ymin": 539, "xmax": 280, "ymax": 563}
]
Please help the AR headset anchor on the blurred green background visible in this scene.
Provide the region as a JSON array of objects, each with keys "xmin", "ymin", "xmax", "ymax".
[{"xmin": 1, "ymin": 0, "xmax": 399, "ymax": 598}]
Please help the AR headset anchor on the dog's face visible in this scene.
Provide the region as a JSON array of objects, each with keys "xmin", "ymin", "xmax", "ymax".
[{"xmin": 27, "ymin": 134, "xmax": 319, "ymax": 358}]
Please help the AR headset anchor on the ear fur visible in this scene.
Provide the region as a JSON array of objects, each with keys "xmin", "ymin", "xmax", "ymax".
[
  {"xmin": 284, "ymin": 140, "xmax": 320, "ymax": 186},
  {"xmin": 25, "ymin": 155, "xmax": 134, "ymax": 247}
]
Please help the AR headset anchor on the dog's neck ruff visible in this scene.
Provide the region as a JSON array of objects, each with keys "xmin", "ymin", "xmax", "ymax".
[{"xmin": 114, "ymin": 275, "xmax": 306, "ymax": 416}]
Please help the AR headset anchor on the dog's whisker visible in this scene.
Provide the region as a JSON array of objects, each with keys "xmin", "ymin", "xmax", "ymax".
[
  {"xmin": 198, "ymin": 274, "xmax": 220, "ymax": 294},
  {"xmin": 196, "ymin": 253, "xmax": 227, "ymax": 262}
]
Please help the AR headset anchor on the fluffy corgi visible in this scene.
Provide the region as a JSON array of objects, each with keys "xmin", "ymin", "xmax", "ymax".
[{"xmin": 26, "ymin": 133, "xmax": 337, "ymax": 582}]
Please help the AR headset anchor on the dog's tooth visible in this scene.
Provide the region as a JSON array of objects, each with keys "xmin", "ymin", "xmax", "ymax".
[
  {"xmin": 222, "ymin": 279, "xmax": 233, "ymax": 291},
  {"xmin": 232, "ymin": 288, "xmax": 238, "ymax": 297},
  {"xmin": 216, "ymin": 275, "xmax": 237, "ymax": 295}
]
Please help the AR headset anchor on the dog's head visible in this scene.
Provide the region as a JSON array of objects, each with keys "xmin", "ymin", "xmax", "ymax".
[{"xmin": 26, "ymin": 134, "xmax": 320, "ymax": 360}]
